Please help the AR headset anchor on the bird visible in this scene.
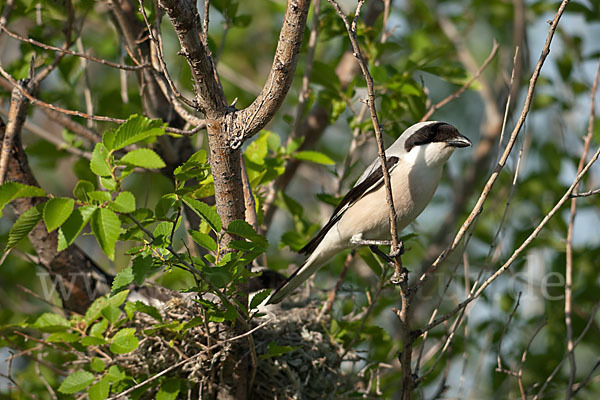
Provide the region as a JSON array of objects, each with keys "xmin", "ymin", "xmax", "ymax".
[{"xmin": 266, "ymin": 121, "xmax": 472, "ymax": 305}]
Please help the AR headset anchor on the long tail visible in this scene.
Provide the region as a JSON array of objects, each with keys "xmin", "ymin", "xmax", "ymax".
[{"xmin": 266, "ymin": 232, "xmax": 342, "ymax": 304}]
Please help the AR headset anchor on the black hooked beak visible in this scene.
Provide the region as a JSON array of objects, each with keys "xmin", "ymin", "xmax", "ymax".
[{"xmin": 446, "ymin": 134, "xmax": 472, "ymax": 148}]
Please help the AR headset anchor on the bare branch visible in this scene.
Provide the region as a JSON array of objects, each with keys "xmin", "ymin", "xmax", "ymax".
[
  {"xmin": 0, "ymin": 23, "xmax": 148, "ymax": 71},
  {"xmin": 564, "ymin": 56, "xmax": 600, "ymax": 399},
  {"xmin": 158, "ymin": 0, "xmax": 227, "ymax": 117},
  {"xmin": 417, "ymin": 0, "xmax": 571, "ymax": 289},
  {"xmin": 229, "ymin": 0, "xmax": 311, "ymax": 148},
  {"xmin": 0, "ymin": 70, "xmax": 203, "ymax": 135},
  {"xmin": 421, "ymin": 40, "xmax": 499, "ymax": 122}
]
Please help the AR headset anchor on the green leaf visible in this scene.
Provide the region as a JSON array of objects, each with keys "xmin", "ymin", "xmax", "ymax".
[
  {"xmin": 109, "ymin": 290, "xmax": 130, "ymax": 307},
  {"xmin": 88, "ymin": 190, "xmax": 112, "ymax": 202},
  {"xmin": 259, "ymin": 342, "xmax": 301, "ymax": 360},
  {"xmin": 119, "ymin": 148, "xmax": 166, "ymax": 169},
  {"xmin": 250, "ymin": 289, "xmax": 271, "ymax": 309},
  {"xmin": 84, "ymin": 296, "xmax": 109, "ymax": 325},
  {"xmin": 99, "ymin": 176, "xmax": 117, "ymax": 191},
  {"xmin": 46, "ymin": 332, "xmax": 80, "ymax": 343},
  {"xmin": 57, "ymin": 205, "xmax": 97, "ymax": 251},
  {"xmin": 0, "ymin": 182, "xmax": 45, "ymax": 217},
  {"xmin": 88, "ymin": 376, "xmax": 110, "ymax": 400},
  {"xmin": 90, "ymin": 357, "xmax": 106, "ymax": 373},
  {"xmin": 189, "ymin": 230, "xmax": 217, "ymax": 252},
  {"xmin": 58, "ymin": 370, "xmax": 94, "ymax": 394},
  {"xmin": 110, "ymin": 328, "xmax": 139, "ymax": 354},
  {"xmin": 183, "ymin": 197, "xmax": 222, "ymax": 232},
  {"xmin": 292, "ymin": 150, "xmax": 335, "ymax": 165},
  {"xmin": 124, "ymin": 301, "xmax": 162, "ymax": 322},
  {"xmin": 227, "ymin": 220, "xmax": 268, "ymax": 249},
  {"xmin": 89, "ymin": 318, "xmax": 109, "ymax": 337},
  {"xmin": 131, "ymin": 254, "xmax": 155, "ymax": 285},
  {"xmin": 110, "ymin": 115, "xmax": 165, "ymax": 150},
  {"xmin": 81, "ymin": 336, "xmax": 107, "ymax": 346},
  {"xmin": 73, "ymin": 180, "xmax": 95, "ymax": 201},
  {"xmin": 155, "ymin": 194, "xmax": 178, "ymax": 219},
  {"xmin": 90, "ymin": 208, "xmax": 121, "ymax": 261},
  {"xmin": 156, "ymin": 378, "xmax": 181, "ymax": 400},
  {"xmin": 101, "ymin": 304, "xmax": 121, "ymax": 324},
  {"xmin": 32, "ymin": 312, "xmax": 70, "ymax": 332},
  {"xmin": 109, "ymin": 191, "xmax": 136, "ymax": 213},
  {"xmin": 90, "ymin": 143, "xmax": 112, "ymax": 177},
  {"xmin": 5, "ymin": 203, "xmax": 44, "ymax": 251},
  {"xmin": 111, "ymin": 267, "xmax": 134, "ymax": 293},
  {"xmin": 106, "ymin": 365, "xmax": 126, "ymax": 383},
  {"xmin": 43, "ymin": 197, "xmax": 74, "ymax": 232}
]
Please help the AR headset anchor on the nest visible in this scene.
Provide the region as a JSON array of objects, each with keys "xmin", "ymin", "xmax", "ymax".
[{"xmin": 114, "ymin": 295, "xmax": 363, "ymax": 399}]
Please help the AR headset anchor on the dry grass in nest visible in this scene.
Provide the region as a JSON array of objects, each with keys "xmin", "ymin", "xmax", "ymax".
[{"xmin": 111, "ymin": 295, "xmax": 364, "ymax": 399}]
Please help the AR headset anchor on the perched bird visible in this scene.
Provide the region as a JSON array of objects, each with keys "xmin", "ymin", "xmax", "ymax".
[{"xmin": 267, "ymin": 121, "xmax": 472, "ymax": 304}]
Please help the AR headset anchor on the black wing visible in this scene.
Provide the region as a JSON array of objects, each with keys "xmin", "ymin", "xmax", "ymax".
[{"xmin": 299, "ymin": 156, "xmax": 399, "ymax": 255}]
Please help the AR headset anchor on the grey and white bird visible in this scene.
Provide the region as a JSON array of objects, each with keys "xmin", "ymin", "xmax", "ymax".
[{"xmin": 267, "ymin": 121, "xmax": 472, "ymax": 304}]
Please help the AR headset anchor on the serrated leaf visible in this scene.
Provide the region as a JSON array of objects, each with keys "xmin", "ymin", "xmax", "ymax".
[
  {"xmin": 124, "ymin": 301, "xmax": 162, "ymax": 322},
  {"xmin": 84, "ymin": 296, "xmax": 108, "ymax": 325},
  {"xmin": 110, "ymin": 115, "xmax": 165, "ymax": 150},
  {"xmin": 73, "ymin": 180, "xmax": 95, "ymax": 201},
  {"xmin": 88, "ymin": 376, "xmax": 109, "ymax": 400},
  {"xmin": 227, "ymin": 220, "xmax": 268, "ymax": 249},
  {"xmin": 294, "ymin": 150, "xmax": 335, "ymax": 165},
  {"xmin": 90, "ymin": 208, "xmax": 121, "ymax": 261},
  {"xmin": 132, "ymin": 254, "xmax": 155, "ymax": 285},
  {"xmin": 44, "ymin": 197, "xmax": 74, "ymax": 232},
  {"xmin": 110, "ymin": 328, "xmax": 139, "ymax": 354},
  {"xmin": 90, "ymin": 143, "xmax": 112, "ymax": 177},
  {"xmin": 33, "ymin": 312, "xmax": 70, "ymax": 332},
  {"xmin": 90, "ymin": 357, "xmax": 106, "ymax": 373},
  {"xmin": 46, "ymin": 331, "xmax": 80, "ymax": 343},
  {"xmin": 156, "ymin": 378, "xmax": 181, "ymax": 400},
  {"xmin": 0, "ymin": 182, "xmax": 45, "ymax": 217},
  {"xmin": 99, "ymin": 176, "xmax": 117, "ymax": 191},
  {"xmin": 88, "ymin": 190, "xmax": 112, "ymax": 202},
  {"xmin": 189, "ymin": 230, "xmax": 217, "ymax": 252},
  {"xmin": 58, "ymin": 370, "xmax": 94, "ymax": 394},
  {"xmin": 101, "ymin": 304, "xmax": 121, "ymax": 323},
  {"xmin": 111, "ymin": 267, "xmax": 134, "ymax": 293},
  {"xmin": 120, "ymin": 148, "xmax": 165, "ymax": 169},
  {"xmin": 57, "ymin": 205, "xmax": 97, "ymax": 251},
  {"xmin": 89, "ymin": 318, "xmax": 108, "ymax": 337},
  {"xmin": 155, "ymin": 194, "xmax": 178, "ymax": 219},
  {"xmin": 81, "ymin": 336, "xmax": 107, "ymax": 346},
  {"xmin": 5, "ymin": 203, "xmax": 45, "ymax": 251},
  {"xmin": 183, "ymin": 197, "xmax": 222, "ymax": 232},
  {"xmin": 250, "ymin": 289, "xmax": 271, "ymax": 309},
  {"xmin": 109, "ymin": 191, "xmax": 136, "ymax": 213}
]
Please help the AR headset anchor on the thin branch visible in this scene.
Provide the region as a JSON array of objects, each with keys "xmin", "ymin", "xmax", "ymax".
[
  {"xmin": 0, "ymin": 85, "xmax": 29, "ymax": 184},
  {"xmin": 229, "ymin": 0, "xmax": 311, "ymax": 148},
  {"xmin": 421, "ymin": 40, "xmax": 499, "ymax": 122},
  {"xmin": 517, "ymin": 320, "xmax": 546, "ymax": 400},
  {"xmin": 0, "ymin": 23, "xmax": 148, "ymax": 71},
  {"xmin": 570, "ymin": 188, "xmax": 600, "ymax": 197},
  {"xmin": 496, "ymin": 292, "xmax": 522, "ymax": 372},
  {"xmin": 533, "ymin": 304, "xmax": 599, "ymax": 400},
  {"xmin": 565, "ymin": 57, "xmax": 600, "ymax": 399},
  {"xmin": 417, "ymin": 0, "xmax": 571, "ymax": 289},
  {"xmin": 0, "ymin": 70, "xmax": 202, "ymax": 135},
  {"xmin": 158, "ymin": 0, "xmax": 228, "ymax": 117}
]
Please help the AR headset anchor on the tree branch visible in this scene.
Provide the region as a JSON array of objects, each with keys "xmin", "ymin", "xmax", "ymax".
[{"xmin": 158, "ymin": 0, "xmax": 227, "ymax": 117}]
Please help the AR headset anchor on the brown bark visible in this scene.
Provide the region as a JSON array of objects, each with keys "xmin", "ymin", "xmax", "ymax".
[{"xmin": 0, "ymin": 117, "xmax": 111, "ymax": 314}]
